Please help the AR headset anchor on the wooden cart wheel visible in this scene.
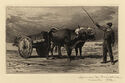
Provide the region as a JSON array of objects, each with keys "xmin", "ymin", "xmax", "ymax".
[{"xmin": 18, "ymin": 37, "xmax": 33, "ymax": 58}]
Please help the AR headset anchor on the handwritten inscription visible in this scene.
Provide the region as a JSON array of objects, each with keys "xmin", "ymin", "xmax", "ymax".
[{"xmin": 78, "ymin": 75, "xmax": 120, "ymax": 81}]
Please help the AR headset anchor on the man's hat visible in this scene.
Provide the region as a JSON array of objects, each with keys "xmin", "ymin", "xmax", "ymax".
[{"xmin": 107, "ymin": 22, "xmax": 112, "ymax": 27}]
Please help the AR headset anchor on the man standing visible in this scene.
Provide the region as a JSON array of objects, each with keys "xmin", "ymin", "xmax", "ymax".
[{"xmin": 95, "ymin": 22, "xmax": 115, "ymax": 65}]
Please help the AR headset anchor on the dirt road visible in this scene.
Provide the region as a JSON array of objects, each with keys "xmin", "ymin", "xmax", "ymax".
[{"xmin": 6, "ymin": 42, "xmax": 118, "ymax": 74}]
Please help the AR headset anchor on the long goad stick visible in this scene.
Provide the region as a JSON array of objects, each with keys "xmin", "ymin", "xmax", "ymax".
[{"xmin": 81, "ymin": 7, "xmax": 96, "ymax": 26}]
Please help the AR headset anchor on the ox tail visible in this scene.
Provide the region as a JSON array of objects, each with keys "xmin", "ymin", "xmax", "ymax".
[
  {"xmin": 54, "ymin": 46, "xmax": 58, "ymax": 53},
  {"xmin": 71, "ymin": 40, "xmax": 84, "ymax": 49}
]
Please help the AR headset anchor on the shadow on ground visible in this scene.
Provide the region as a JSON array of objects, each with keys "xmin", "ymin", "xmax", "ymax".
[{"xmin": 29, "ymin": 54, "xmax": 103, "ymax": 59}]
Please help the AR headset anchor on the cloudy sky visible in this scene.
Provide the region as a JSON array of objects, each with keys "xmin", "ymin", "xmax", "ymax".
[
  {"xmin": 6, "ymin": 6, "xmax": 118, "ymax": 42},
  {"xmin": 6, "ymin": 6, "xmax": 118, "ymax": 30}
]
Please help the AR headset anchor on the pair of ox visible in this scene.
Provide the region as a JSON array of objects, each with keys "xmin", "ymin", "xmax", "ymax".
[
  {"xmin": 13, "ymin": 27, "xmax": 95, "ymax": 60},
  {"xmin": 49, "ymin": 27, "xmax": 95, "ymax": 60}
]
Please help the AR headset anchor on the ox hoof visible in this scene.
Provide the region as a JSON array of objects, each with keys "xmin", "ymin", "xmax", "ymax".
[
  {"xmin": 58, "ymin": 55, "xmax": 63, "ymax": 58},
  {"xmin": 80, "ymin": 56, "xmax": 84, "ymax": 59},
  {"xmin": 50, "ymin": 57, "xmax": 56, "ymax": 59},
  {"xmin": 52, "ymin": 57, "xmax": 56, "ymax": 59},
  {"xmin": 75, "ymin": 57, "xmax": 79, "ymax": 60},
  {"xmin": 46, "ymin": 57, "xmax": 49, "ymax": 60}
]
